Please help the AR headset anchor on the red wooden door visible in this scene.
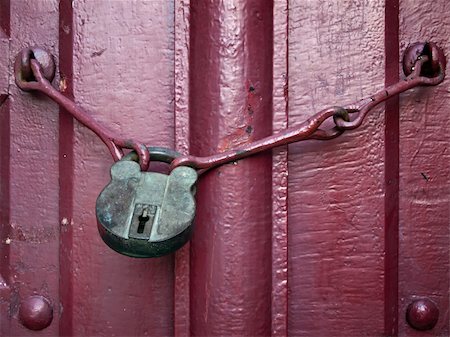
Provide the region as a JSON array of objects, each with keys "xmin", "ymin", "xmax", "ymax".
[{"xmin": 0, "ymin": 1, "xmax": 449, "ymax": 336}]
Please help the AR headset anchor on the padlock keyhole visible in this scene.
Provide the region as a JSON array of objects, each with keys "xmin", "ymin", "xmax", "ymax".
[{"xmin": 137, "ymin": 210, "xmax": 150, "ymax": 234}]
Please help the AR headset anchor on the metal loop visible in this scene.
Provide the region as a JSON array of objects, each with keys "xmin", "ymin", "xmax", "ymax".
[
  {"xmin": 14, "ymin": 42, "xmax": 445, "ymax": 174},
  {"xmin": 123, "ymin": 147, "xmax": 180, "ymax": 165},
  {"xmin": 14, "ymin": 47, "xmax": 150, "ymax": 171},
  {"xmin": 14, "ymin": 47, "xmax": 56, "ymax": 91},
  {"xmin": 335, "ymin": 53, "xmax": 445, "ymax": 131},
  {"xmin": 332, "ymin": 107, "xmax": 351, "ymax": 127}
]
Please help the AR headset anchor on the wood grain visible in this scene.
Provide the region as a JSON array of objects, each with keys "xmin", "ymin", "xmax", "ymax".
[
  {"xmin": 287, "ymin": 1, "xmax": 386, "ymax": 335},
  {"xmin": 189, "ymin": 1, "xmax": 273, "ymax": 335},
  {"xmin": 1, "ymin": 1, "xmax": 449, "ymax": 335},
  {"xmin": 8, "ymin": 1, "xmax": 60, "ymax": 335},
  {"xmin": 398, "ymin": 1, "xmax": 450, "ymax": 335}
]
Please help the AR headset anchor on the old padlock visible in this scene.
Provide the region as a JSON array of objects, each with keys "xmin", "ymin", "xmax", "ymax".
[{"xmin": 96, "ymin": 147, "xmax": 197, "ymax": 258}]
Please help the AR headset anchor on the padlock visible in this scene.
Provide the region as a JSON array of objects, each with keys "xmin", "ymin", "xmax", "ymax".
[{"xmin": 96, "ymin": 147, "xmax": 197, "ymax": 258}]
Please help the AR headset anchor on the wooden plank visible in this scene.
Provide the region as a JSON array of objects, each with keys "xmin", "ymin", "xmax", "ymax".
[
  {"xmin": 287, "ymin": 1, "xmax": 386, "ymax": 335},
  {"xmin": 69, "ymin": 2, "xmax": 175, "ymax": 335},
  {"xmin": 398, "ymin": 1, "xmax": 450, "ymax": 335},
  {"xmin": 8, "ymin": 1, "xmax": 60, "ymax": 335},
  {"xmin": 189, "ymin": 1, "xmax": 273, "ymax": 335}
]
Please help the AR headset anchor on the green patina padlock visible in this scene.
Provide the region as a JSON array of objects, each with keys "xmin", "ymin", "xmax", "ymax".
[{"xmin": 96, "ymin": 147, "xmax": 197, "ymax": 258}]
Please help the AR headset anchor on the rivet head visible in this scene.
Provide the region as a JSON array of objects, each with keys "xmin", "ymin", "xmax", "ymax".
[
  {"xmin": 19, "ymin": 295, "xmax": 53, "ymax": 331},
  {"xmin": 406, "ymin": 298, "xmax": 439, "ymax": 331}
]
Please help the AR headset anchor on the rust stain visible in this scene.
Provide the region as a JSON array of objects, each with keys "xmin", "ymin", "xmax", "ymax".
[
  {"xmin": 217, "ymin": 81, "xmax": 261, "ymax": 151},
  {"xmin": 59, "ymin": 78, "xmax": 67, "ymax": 92}
]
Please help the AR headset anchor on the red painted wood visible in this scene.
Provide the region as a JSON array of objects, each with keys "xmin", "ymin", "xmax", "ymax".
[
  {"xmin": 398, "ymin": 1, "xmax": 450, "ymax": 336},
  {"xmin": 384, "ymin": 0, "xmax": 400, "ymax": 334},
  {"xmin": 287, "ymin": 1, "xmax": 386, "ymax": 335},
  {"xmin": 7, "ymin": 1, "xmax": 60, "ymax": 335},
  {"xmin": 1, "ymin": 1, "xmax": 449, "ymax": 336},
  {"xmin": 67, "ymin": 2, "xmax": 175, "ymax": 336},
  {"xmin": 189, "ymin": 1, "xmax": 273, "ymax": 335}
]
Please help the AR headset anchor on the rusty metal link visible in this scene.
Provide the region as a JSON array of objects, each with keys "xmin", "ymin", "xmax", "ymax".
[
  {"xmin": 14, "ymin": 47, "xmax": 150, "ymax": 171},
  {"xmin": 170, "ymin": 43, "xmax": 445, "ymax": 172},
  {"xmin": 15, "ymin": 43, "xmax": 445, "ymax": 174}
]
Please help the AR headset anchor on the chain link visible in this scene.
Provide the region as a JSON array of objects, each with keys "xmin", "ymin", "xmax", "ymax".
[
  {"xmin": 15, "ymin": 46, "xmax": 445, "ymax": 174},
  {"xmin": 15, "ymin": 52, "xmax": 150, "ymax": 171},
  {"xmin": 170, "ymin": 53, "xmax": 445, "ymax": 172}
]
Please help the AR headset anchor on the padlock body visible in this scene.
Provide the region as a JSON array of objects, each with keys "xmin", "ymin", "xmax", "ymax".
[{"xmin": 96, "ymin": 160, "xmax": 197, "ymax": 257}]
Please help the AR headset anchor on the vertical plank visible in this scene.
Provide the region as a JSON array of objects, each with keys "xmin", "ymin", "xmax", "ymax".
[
  {"xmin": 384, "ymin": 0, "xmax": 400, "ymax": 334},
  {"xmin": 398, "ymin": 1, "xmax": 450, "ymax": 335},
  {"xmin": 69, "ymin": 2, "xmax": 175, "ymax": 336},
  {"xmin": 272, "ymin": 0, "xmax": 289, "ymax": 336},
  {"xmin": 287, "ymin": 1, "xmax": 386, "ymax": 335},
  {"xmin": 189, "ymin": 1, "xmax": 273, "ymax": 335},
  {"xmin": 8, "ymin": 1, "xmax": 60, "ymax": 335}
]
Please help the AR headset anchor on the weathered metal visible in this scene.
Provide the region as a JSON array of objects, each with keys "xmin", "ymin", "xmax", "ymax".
[
  {"xmin": 171, "ymin": 49, "xmax": 445, "ymax": 171},
  {"xmin": 402, "ymin": 42, "xmax": 446, "ymax": 77},
  {"xmin": 14, "ymin": 43, "xmax": 445, "ymax": 174},
  {"xmin": 14, "ymin": 47, "xmax": 55, "ymax": 85},
  {"xmin": 14, "ymin": 50, "xmax": 150, "ymax": 171},
  {"xmin": 96, "ymin": 147, "xmax": 197, "ymax": 257},
  {"xmin": 3, "ymin": 1, "xmax": 450, "ymax": 336},
  {"xmin": 13, "ymin": 41, "xmax": 446, "ymax": 261},
  {"xmin": 3, "ymin": 1, "xmax": 176, "ymax": 336}
]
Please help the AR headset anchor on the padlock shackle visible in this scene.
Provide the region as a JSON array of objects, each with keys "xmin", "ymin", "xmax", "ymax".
[{"xmin": 122, "ymin": 147, "xmax": 181, "ymax": 166}]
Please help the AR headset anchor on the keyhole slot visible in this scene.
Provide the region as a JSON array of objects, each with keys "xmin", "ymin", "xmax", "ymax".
[
  {"xmin": 129, "ymin": 204, "xmax": 157, "ymax": 240},
  {"xmin": 137, "ymin": 210, "xmax": 150, "ymax": 234}
]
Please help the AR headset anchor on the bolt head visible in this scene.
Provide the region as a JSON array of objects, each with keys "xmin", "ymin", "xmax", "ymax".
[
  {"xmin": 19, "ymin": 295, "xmax": 53, "ymax": 331},
  {"xmin": 406, "ymin": 298, "xmax": 439, "ymax": 331}
]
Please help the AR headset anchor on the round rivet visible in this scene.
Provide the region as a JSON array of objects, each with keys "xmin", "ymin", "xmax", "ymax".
[
  {"xmin": 19, "ymin": 295, "xmax": 53, "ymax": 331},
  {"xmin": 406, "ymin": 298, "xmax": 439, "ymax": 331}
]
